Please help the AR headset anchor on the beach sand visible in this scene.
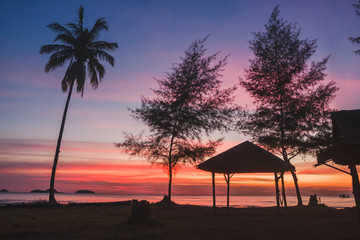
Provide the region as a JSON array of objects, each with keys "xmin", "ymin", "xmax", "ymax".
[{"xmin": 0, "ymin": 201, "xmax": 359, "ymax": 240}]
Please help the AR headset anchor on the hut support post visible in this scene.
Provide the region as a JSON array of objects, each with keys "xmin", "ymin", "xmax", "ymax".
[
  {"xmin": 280, "ymin": 172, "xmax": 287, "ymax": 208},
  {"xmin": 274, "ymin": 172, "xmax": 280, "ymax": 214},
  {"xmin": 212, "ymin": 172, "xmax": 216, "ymax": 215},
  {"xmin": 349, "ymin": 163, "xmax": 360, "ymax": 221},
  {"xmin": 224, "ymin": 173, "xmax": 234, "ymax": 208}
]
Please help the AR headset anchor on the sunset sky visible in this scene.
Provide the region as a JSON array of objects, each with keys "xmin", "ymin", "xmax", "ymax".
[{"xmin": 0, "ymin": 0, "xmax": 359, "ymax": 197}]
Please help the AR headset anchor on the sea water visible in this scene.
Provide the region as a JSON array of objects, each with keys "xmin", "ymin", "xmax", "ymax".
[{"xmin": 0, "ymin": 192, "xmax": 355, "ymax": 208}]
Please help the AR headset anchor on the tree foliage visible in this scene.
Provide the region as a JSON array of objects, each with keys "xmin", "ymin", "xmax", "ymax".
[
  {"xmin": 239, "ymin": 6, "xmax": 338, "ymax": 160},
  {"xmin": 238, "ymin": 6, "xmax": 338, "ymax": 205},
  {"xmin": 349, "ymin": 0, "xmax": 360, "ymax": 54},
  {"xmin": 40, "ymin": 6, "xmax": 118, "ymax": 96},
  {"xmin": 116, "ymin": 37, "xmax": 238, "ymax": 200}
]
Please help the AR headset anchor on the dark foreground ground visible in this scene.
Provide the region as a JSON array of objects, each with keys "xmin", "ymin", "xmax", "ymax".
[{"xmin": 0, "ymin": 201, "xmax": 359, "ymax": 240}]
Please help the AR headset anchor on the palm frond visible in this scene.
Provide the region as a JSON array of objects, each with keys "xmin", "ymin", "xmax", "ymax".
[
  {"xmin": 45, "ymin": 51, "xmax": 73, "ymax": 72},
  {"xmin": 93, "ymin": 50, "xmax": 115, "ymax": 66},
  {"xmin": 47, "ymin": 22, "xmax": 72, "ymax": 36},
  {"xmin": 89, "ymin": 41, "xmax": 118, "ymax": 51},
  {"xmin": 40, "ymin": 44, "xmax": 71, "ymax": 54},
  {"xmin": 77, "ymin": 6, "xmax": 84, "ymax": 30},
  {"xmin": 65, "ymin": 22, "xmax": 80, "ymax": 35},
  {"xmin": 89, "ymin": 18, "xmax": 108, "ymax": 41},
  {"xmin": 87, "ymin": 60, "xmax": 99, "ymax": 89},
  {"xmin": 92, "ymin": 59, "xmax": 105, "ymax": 80},
  {"xmin": 53, "ymin": 33, "xmax": 75, "ymax": 45},
  {"xmin": 61, "ymin": 76, "xmax": 68, "ymax": 92},
  {"xmin": 72, "ymin": 61, "xmax": 86, "ymax": 96},
  {"xmin": 61, "ymin": 69, "xmax": 70, "ymax": 92},
  {"xmin": 61, "ymin": 60, "xmax": 74, "ymax": 92}
]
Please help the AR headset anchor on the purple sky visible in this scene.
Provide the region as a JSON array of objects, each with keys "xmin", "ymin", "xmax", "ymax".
[{"xmin": 0, "ymin": 0, "xmax": 359, "ymax": 143}]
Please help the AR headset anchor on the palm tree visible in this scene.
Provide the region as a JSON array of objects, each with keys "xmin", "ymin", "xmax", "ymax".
[{"xmin": 40, "ymin": 6, "xmax": 118, "ymax": 204}]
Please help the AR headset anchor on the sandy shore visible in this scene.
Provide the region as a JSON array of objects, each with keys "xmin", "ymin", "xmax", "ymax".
[{"xmin": 0, "ymin": 201, "xmax": 359, "ymax": 240}]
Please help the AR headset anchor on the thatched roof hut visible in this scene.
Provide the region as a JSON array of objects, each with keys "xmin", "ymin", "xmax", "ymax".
[
  {"xmin": 198, "ymin": 141, "xmax": 294, "ymax": 173},
  {"xmin": 197, "ymin": 141, "xmax": 294, "ymax": 213}
]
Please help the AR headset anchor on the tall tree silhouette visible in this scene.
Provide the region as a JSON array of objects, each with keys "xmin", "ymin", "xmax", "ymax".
[
  {"xmin": 349, "ymin": 0, "xmax": 360, "ymax": 54},
  {"xmin": 40, "ymin": 6, "xmax": 118, "ymax": 204},
  {"xmin": 238, "ymin": 6, "xmax": 338, "ymax": 206},
  {"xmin": 116, "ymin": 37, "xmax": 237, "ymax": 202}
]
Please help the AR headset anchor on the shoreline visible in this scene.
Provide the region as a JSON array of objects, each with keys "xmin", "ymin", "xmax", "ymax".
[
  {"xmin": 0, "ymin": 193, "xmax": 356, "ymax": 209},
  {"xmin": 0, "ymin": 199, "xmax": 356, "ymax": 210}
]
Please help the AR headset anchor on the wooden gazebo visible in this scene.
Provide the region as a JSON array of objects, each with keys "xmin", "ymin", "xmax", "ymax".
[{"xmin": 197, "ymin": 141, "xmax": 294, "ymax": 213}]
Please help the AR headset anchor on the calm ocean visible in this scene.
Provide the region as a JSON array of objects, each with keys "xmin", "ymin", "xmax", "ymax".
[{"xmin": 0, "ymin": 193, "xmax": 355, "ymax": 208}]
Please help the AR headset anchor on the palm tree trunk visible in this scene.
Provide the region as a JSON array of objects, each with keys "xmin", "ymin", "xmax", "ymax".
[{"xmin": 49, "ymin": 79, "xmax": 75, "ymax": 204}]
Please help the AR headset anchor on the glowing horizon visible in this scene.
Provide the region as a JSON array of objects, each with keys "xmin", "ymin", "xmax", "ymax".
[{"xmin": 0, "ymin": 139, "xmax": 354, "ymax": 197}]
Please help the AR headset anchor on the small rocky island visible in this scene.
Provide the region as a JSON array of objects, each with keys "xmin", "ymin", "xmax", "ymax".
[
  {"xmin": 0, "ymin": 189, "xmax": 9, "ymax": 192},
  {"xmin": 75, "ymin": 190, "xmax": 95, "ymax": 194}
]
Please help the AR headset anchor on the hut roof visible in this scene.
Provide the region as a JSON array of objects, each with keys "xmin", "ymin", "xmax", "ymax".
[
  {"xmin": 197, "ymin": 141, "xmax": 295, "ymax": 174},
  {"xmin": 331, "ymin": 109, "xmax": 360, "ymax": 145},
  {"xmin": 317, "ymin": 109, "xmax": 360, "ymax": 166}
]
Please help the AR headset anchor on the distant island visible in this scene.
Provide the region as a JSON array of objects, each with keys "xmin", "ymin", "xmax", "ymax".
[
  {"xmin": 75, "ymin": 190, "xmax": 95, "ymax": 194},
  {"xmin": 0, "ymin": 189, "xmax": 9, "ymax": 192},
  {"xmin": 30, "ymin": 189, "xmax": 60, "ymax": 193}
]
